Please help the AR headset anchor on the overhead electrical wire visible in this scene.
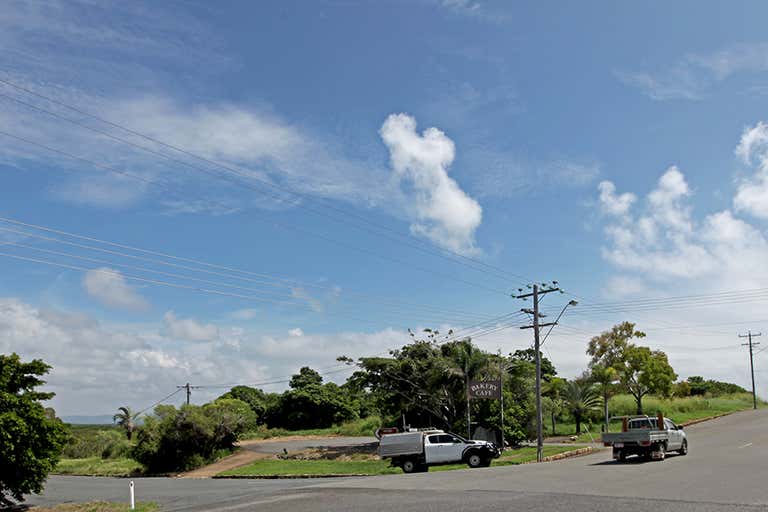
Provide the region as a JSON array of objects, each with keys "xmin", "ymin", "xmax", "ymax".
[
  {"xmin": 0, "ymin": 129, "xmax": 512, "ymax": 296},
  {"xmin": 0, "ymin": 78, "xmax": 532, "ymax": 287}
]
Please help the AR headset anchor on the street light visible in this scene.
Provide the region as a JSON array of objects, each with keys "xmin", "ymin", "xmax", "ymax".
[{"xmin": 540, "ymin": 299, "xmax": 578, "ymax": 346}]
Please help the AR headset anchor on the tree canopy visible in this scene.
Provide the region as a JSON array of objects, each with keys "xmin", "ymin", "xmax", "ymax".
[{"xmin": 0, "ymin": 354, "xmax": 68, "ymax": 507}]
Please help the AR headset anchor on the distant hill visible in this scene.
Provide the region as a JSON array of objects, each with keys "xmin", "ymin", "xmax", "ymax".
[{"xmin": 62, "ymin": 415, "xmax": 114, "ymax": 425}]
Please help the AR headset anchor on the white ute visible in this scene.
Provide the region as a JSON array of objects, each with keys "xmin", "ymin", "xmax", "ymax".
[
  {"xmin": 379, "ymin": 429, "xmax": 501, "ymax": 473},
  {"xmin": 601, "ymin": 414, "xmax": 688, "ymax": 462}
]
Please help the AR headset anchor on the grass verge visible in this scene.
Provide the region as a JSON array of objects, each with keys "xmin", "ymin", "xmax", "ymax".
[
  {"xmin": 243, "ymin": 416, "xmax": 381, "ymax": 440},
  {"xmin": 546, "ymin": 393, "xmax": 761, "ymax": 442},
  {"xmin": 30, "ymin": 502, "xmax": 157, "ymax": 512},
  {"xmin": 217, "ymin": 445, "xmax": 582, "ymax": 477},
  {"xmin": 54, "ymin": 458, "xmax": 145, "ymax": 477}
]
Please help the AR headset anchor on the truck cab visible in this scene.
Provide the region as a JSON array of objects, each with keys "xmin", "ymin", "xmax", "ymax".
[{"xmin": 379, "ymin": 429, "xmax": 500, "ymax": 473}]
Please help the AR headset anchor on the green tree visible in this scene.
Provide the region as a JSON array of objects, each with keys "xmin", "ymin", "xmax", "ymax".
[
  {"xmin": 542, "ymin": 377, "xmax": 567, "ymax": 435},
  {"xmin": 113, "ymin": 406, "xmax": 137, "ymax": 440},
  {"xmin": 0, "ymin": 354, "xmax": 68, "ymax": 507},
  {"xmin": 218, "ymin": 385, "xmax": 268, "ymax": 421},
  {"xmin": 622, "ymin": 346, "xmax": 677, "ymax": 414},
  {"xmin": 289, "ymin": 367, "xmax": 323, "ymax": 389},
  {"xmin": 590, "ymin": 365, "xmax": 619, "ymax": 431},
  {"xmin": 510, "ymin": 348, "xmax": 557, "ymax": 381},
  {"xmin": 562, "ymin": 379, "xmax": 600, "ymax": 435},
  {"xmin": 586, "ymin": 321, "xmax": 646, "ymax": 369}
]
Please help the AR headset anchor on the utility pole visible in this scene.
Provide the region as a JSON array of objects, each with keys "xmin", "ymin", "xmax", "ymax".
[
  {"xmin": 739, "ymin": 331, "xmax": 762, "ymax": 410},
  {"xmin": 516, "ymin": 282, "xmax": 561, "ymax": 462},
  {"xmin": 177, "ymin": 383, "xmax": 201, "ymax": 405}
]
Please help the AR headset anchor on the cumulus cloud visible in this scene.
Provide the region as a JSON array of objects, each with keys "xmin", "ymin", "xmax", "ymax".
[
  {"xmin": 734, "ymin": 122, "xmax": 768, "ymax": 219},
  {"xmin": 82, "ymin": 267, "xmax": 149, "ymax": 312},
  {"xmin": 288, "ymin": 327, "xmax": 304, "ymax": 337},
  {"xmin": 596, "ymin": 125, "xmax": 768, "ymax": 292},
  {"xmin": 0, "ymin": 297, "xmax": 413, "ymax": 415},
  {"xmin": 598, "ymin": 180, "xmax": 636, "ymax": 218},
  {"xmin": 162, "ymin": 311, "xmax": 219, "ymax": 342},
  {"xmin": 380, "ymin": 113, "xmax": 483, "ymax": 255}
]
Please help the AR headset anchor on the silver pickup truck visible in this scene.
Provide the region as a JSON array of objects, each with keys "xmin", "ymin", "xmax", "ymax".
[
  {"xmin": 602, "ymin": 415, "xmax": 688, "ymax": 462},
  {"xmin": 379, "ymin": 430, "xmax": 500, "ymax": 473}
]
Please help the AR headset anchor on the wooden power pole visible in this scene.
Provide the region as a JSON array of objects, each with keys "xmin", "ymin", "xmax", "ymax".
[
  {"xmin": 739, "ymin": 331, "xmax": 762, "ymax": 410},
  {"xmin": 516, "ymin": 283, "xmax": 560, "ymax": 462}
]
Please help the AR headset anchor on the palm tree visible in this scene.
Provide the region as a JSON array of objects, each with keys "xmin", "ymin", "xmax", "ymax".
[
  {"xmin": 562, "ymin": 380, "xmax": 600, "ymax": 435},
  {"xmin": 113, "ymin": 406, "xmax": 136, "ymax": 440},
  {"xmin": 590, "ymin": 364, "xmax": 619, "ymax": 432}
]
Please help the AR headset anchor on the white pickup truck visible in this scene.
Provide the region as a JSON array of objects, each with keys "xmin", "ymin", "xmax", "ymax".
[
  {"xmin": 379, "ymin": 430, "xmax": 501, "ymax": 473},
  {"xmin": 602, "ymin": 415, "xmax": 688, "ymax": 462}
]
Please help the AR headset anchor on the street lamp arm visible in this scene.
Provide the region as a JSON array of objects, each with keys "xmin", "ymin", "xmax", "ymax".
[{"xmin": 540, "ymin": 300, "xmax": 578, "ymax": 347}]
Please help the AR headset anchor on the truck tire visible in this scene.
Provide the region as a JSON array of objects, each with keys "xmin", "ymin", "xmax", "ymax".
[
  {"xmin": 678, "ymin": 439, "xmax": 688, "ymax": 456},
  {"xmin": 655, "ymin": 443, "xmax": 666, "ymax": 461},
  {"xmin": 467, "ymin": 452, "xmax": 484, "ymax": 468},
  {"xmin": 401, "ymin": 459, "xmax": 418, "ymax": 473},
  {"xmin": 618, "ymin": 450, "xmax": 627, "ymax": 462}
]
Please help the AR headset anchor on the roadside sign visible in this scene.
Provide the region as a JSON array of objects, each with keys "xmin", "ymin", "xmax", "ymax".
[
  {"xmin": 467, "ymin": 380, "xmax": 502, "ymax": 399},
  {"xmin": 374, "ymin": 427, "xmax": 399, "ymax": 439}
]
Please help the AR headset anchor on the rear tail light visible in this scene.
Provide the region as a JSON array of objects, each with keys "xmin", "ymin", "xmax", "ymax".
[{"xmin": 639, "ymin": 440, "xmax": 651, "ymax": 447}]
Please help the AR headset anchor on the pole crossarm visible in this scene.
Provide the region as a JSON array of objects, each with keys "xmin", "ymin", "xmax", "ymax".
[{"xmin": 520, "ymin": 322, "xmax": 557, "ymax": 329}]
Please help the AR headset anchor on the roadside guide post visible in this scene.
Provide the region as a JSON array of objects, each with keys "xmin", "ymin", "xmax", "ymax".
[{"xmin": 129, "ymin": 480, "xmax": 135, "ymax": 510}]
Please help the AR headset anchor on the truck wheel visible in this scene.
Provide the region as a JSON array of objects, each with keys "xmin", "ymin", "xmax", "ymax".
[
  {"xmin": 678, "ymin": 439, "xmax": 688, "ymax": 456},
  {"xmin": 467, "ymin": 452, "xmax": 483, "ymax": 468},
  {"xmin": 401, "ymin": 459, "xmax": 417, "ymax": 473},
  {"xmin": 655, "ymin": 444, "xmax": 666, "ymax": 461},
  {"xmin": 618, "ymin": 451, "xmax": 627, "ymax": 462}
]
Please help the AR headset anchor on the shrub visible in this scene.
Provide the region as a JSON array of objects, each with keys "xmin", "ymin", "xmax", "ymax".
[{"xmin": 132, "ymin": 398, "xmax": 256, "ymax": 473}]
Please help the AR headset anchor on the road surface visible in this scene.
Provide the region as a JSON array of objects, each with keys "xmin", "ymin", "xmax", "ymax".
[{"xmin": 26, "ymin": 409, "xmax": 768, "ymax": 511}]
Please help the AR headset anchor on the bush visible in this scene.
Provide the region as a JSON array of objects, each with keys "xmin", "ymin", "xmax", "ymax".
[
  {"xmin": 63, "ymin": 429, "xmax": 133, "ymax": 460},
  {"xmin": 266, "ymin": 383, "xmax": 358, "ymax": 430},
  {"xmin": 132, "ymin": 398, "xmax": 256, "ymax": 473}
]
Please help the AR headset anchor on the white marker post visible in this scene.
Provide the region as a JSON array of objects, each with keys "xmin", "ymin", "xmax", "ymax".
[{"xmin": 129, "ymin": 480, "xmax": 135, "ymax": 510}]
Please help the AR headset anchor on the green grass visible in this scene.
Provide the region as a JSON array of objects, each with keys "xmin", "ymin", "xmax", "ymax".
[
  {"xmin": 219, "ymin": 445, "xmax": 583, "ymax": 477},
  {"xmin": 32, "ymin": 501, "xmax": 157, "ymax": 512},
  {"xmin": 545, "ymin": 392, "xmax": 761, "ymax": 441},
  {"xmin": 54, "ymin": 457, "xmax": 145, "ymax": 477},
  {"xmin": 220, "ymin": 458, "xmax": 401, "ymax": 476},
  {"xmin": 243, "ymin": 416, "xmax": 381, "ymax": 440}
]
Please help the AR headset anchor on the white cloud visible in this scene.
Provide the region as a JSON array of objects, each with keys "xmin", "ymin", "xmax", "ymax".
[
  {"xmin": 617, "ymin": 42, "xmax": 768, "ymax": 101},
  {"xmin": 82, "ymin": 267, "xmax": 149, "ymax": 312},
  {"xmin": 595, "ymin": 124, "xmax": 768, "ymax": 299},
  {"xmin": 598, "ymin": 180, "xmax": 636, "ymax": 218},
  {"xmin": 162, "ymin": 311, "xmax": 219, "ymax": 342},
  {"xmin": 288, "ymin": 328, "xmax": 304, "ymax": 337},
  {"xmin": 380, "ymin": 113, "xmax": 483, "ymax": 255},
  {"xmin": 734, "ymin": 122, "xmax": 768, "ymax": 219},
  {"xmin": 0, "ymin": 296, "xmax": 413, "ymax": 415}
]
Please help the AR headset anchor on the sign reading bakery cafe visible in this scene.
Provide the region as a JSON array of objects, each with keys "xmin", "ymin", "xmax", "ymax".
[{"xmin": 467, "ymin": 380, "xmax": 502, "ymax": 400}]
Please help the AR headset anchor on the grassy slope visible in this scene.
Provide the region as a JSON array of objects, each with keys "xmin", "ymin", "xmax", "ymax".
[
  {"xmin": 546, "ymin": 393, "xmax": 760, "ymax": 440},
  {"xmin": 219, "ymin": 445, "xmax": 580, "ymax": 477},
  {"xmin": 31, "ymin": 502, "xmax": 157, "ymax": 512},
  {"xmin": 55, "ymin": 457, "xmax": 145, "ymax": 477}
]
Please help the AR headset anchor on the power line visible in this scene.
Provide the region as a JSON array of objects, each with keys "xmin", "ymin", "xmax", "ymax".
[
  {"xmin": 0, "ymin": 237, "xmax": 493, "ymax": 324},
  {"xmin": 0, "ymin": 130, "xmax": 511, "ymax": 296},
  {"xmin": 0, "ymin": 78, "xmax": 531, "ymax": 286},
  {"xmin": 0, "ymin": 217, "xmax": 501, "ymax": 320}
]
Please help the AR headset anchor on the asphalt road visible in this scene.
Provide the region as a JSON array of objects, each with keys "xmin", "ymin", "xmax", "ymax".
[{"xmin": 25, "ymin": 409, "xmax": 768, "ymax": 511}]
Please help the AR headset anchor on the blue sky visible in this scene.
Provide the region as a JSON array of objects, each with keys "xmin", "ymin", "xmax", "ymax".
[{"xmin": 2, "ymin": 0, "xmax": 768, "ymax": 415}]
